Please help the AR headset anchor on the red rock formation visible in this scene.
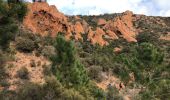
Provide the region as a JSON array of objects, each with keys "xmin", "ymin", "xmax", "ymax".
[
  {"xmin": 23, "ymin": 2, "xmax": 71, "ymax": 37},
  {"xmin": 23, "ymin": 2, "xmax": 138, "ymax": 46},
  {"xmin": 82, "ymin": 20, "xmax": 89, "ymax": 33},
  {"xmin": 88, "ymin": 27, "xmax": 108, "ymax": 46},
  {"xmin": 104, "ymin": 10, "xmax": 137, "ymax": 42},
  {"xmin": 106, "ymin": 30, "xmax": 119, "ymax": 40},
  {"xmin": 114, "ymin": 47, "xmax": 122, "ymax": 53},
  {"xmin": 72, "ymin": 22, "xmax": 84, "ymax": 40},
  {"xmin": 97, "ymin": 18, "xmax": 107, "ymax": 26}
]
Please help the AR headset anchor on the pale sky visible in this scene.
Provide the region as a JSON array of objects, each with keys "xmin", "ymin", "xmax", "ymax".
[{"xmin": 26, "ymin": 0, "xmax": 170, "ymax": 16}]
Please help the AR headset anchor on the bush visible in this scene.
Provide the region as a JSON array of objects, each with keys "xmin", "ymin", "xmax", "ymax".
[
  {"xmin": 0, "ymin": 50, "xmax": 9, "ymax": 87},
  {"xmin": 61, "ymin": 89, "xmax": 85, "ymax": 100},
  {"xmin": 15, "ymin": 77, "xmax": 87, "ymax": 100},
  {"xmin": 42, "ymin": 64, "xmax": 52, "ymax": 76},
  {"xmin": 136, "ymin": 43, "xmax": 164, "ymax": 68},
  {"xmin": 16, "ymin": 37, "xmax": 35, "ymax": 52},
  {"xmin": 136, "ymin": 32, "xmax": 159, "ymax": 44},
  {"xmin": 107, "ymin": 86, "xmax": 122, "ymax": 100},
  {"xmin": 88, "ymin": 82, "xmax": 106, "ymax": 99},
  {"xmin": 30, "ymin": 60, "xmax": 36, "ymax": 67},
  {"xmin": 17, "ymin": 67, "xmax": 29, "ymax": 79},
  {"xmin": 41, "ymin": 46, "xmax": 56, "ymax": 58},
  {"xmin": 16, "ymin": 82, "xmax": 42, "ymax": 100},
  {"xmin": 88, "ymin": 65, "xmax": 102, "ymax": 82},
  {"xmin": 0, "ymin": 50, "xmax": 6, "ymax": 65},
  {"xmin": 7, "ymin": 0, "xmax": 27, "ymax": 21}
]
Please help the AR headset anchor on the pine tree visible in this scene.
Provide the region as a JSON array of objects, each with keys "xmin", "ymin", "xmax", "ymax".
[
  {"xmin": 51, "ymin": 34, "xmax": 89, "ymax": 87},
  {"xmin": 0, "ymin": 0, "xmax": 27, "ymax": 49}
]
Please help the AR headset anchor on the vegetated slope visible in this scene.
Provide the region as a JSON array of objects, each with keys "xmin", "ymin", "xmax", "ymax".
[{"xmin": 1, "ymin": 1, "xmax": 170, "ymax": 100}]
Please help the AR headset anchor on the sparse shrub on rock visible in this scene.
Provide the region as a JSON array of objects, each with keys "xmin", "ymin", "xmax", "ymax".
[
  {"xmin": 16, "ymin": 37, "xmax": 35, "ymax": 52},
  {"xmin": 88, "ymin": 65, "xmax": 102, "ymax": 82},
  {"xmin": 30, "ymin": 60, "xmax": 36, "ymax": 67},
  {"xmin": 17, "ymin": 67, "xmax": 29, "ymax": 79},
  {"xmin": 41, "ymin": 46, "xmax": 56, "ymax": 58}
]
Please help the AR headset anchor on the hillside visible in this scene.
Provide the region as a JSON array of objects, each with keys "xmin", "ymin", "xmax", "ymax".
[{"xmin": 0, "ymin": 1, "xmax": 170, "ymax": 100}]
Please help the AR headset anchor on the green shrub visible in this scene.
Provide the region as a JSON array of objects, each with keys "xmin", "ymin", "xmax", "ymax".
[
  {"xmin": 88, "ymin": 65, "xmax": 102, "ymax": 82},
  {"xmin": 0, "ymin": 50, "xmax": 6, "ymax": 65},
  {"xmin": 17, "ymin": 67, "xmax": 29, "ymax": 79},
  {"xmin": 136, "ymin": 43, "xmax": 164, "ymax": 68},
  {"xmin": 136, "ymin": 32, "xmax": 160, "ymax": 44},
  {"xmin": 87, "ymin": 82, "xmax": 106, "ymax": 99},
  {"xmin": 7, "ymin": 0, "xmax": 27, "ymax": 21},
  {"xmin": 42, "ymin": 64, "xmax": 52, "ymax": 76},
  {"xmin": 15, "ymin": 77, "xmax": 87, "ymax": 100},
  {"xmin": 41, "ymin": 46, "xmax": 56, "ymax": 58},
  {"xmin": 61, "ymin": 89, "xmax": 86, "ymax": 100},
  {"xmin": 0, "ymin": 0, "xmax": 27, "ymax": 49},
  {"xmin": 16, "ymin": 37, "xmax": 35, "ymax": 52},
  {"xmin": 107, "ymin": 86, "xmax": 122, "ymax": 100}
]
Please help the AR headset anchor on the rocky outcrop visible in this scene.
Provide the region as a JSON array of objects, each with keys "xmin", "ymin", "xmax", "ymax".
[
  {"xmin": 97, "ymin": 18, "xmax": 107, "ymax": 26},
  {"xmin": 114, "ymin": 47, "xmax": 122, "ymax": 53},
  {"xmin": 23, "ymin": 2, "xmax": 138, "ymax": 46},
  {"xmin": 23, "ymin": 2, "xmax": 71, "ymax": 37},
  {"xmin": 88, "ymin": 27, "xmax": 108, "ymax": 46},
  {"xmin": 104, "ymin": 10, "xmax": 137, "ymax": 42},
  {"xmin": 82, "ymin": 20, "xmax": 89, "ymax": 33},
  {"xmin": 72, "ymin": 22, "xmax": 85, "ymax": 40},
  {"xmin": 106, "ymin": 30, "xmax": 119, "ymax": 40}
]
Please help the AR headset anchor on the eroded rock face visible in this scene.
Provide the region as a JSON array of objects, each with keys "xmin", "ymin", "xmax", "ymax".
[
  {"xmin": 97, "ymin": 18, "xmax": 107, "ymax": 26},
  {"xmin": 23, "ymin": 2, "xmax": 138, "ymax": 46},
  {"xmin": 106, "ymin": 30, "xmax": 119, "ymax": 40},
  {"xmin": 82, "ymin": 20, "xmax": 89, "ymax": 33},
  {"xmin": 23, "ymin": 2, "xmax": 71, "ymax": 37},
  {"xmin": 72, "ymin": 22, "xmax": 85, "ymax": 40},
  {"xmin": 88, "ymin": 27, "xmax": 108, "ymax": 46},
  {"xmin": 104, "ymin": 10, "xmax": 137, "ymax": 42}
]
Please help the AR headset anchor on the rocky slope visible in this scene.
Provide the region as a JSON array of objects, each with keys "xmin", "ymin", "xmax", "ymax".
[{"xmin": 24, "ymin": 2, "xmax": 138, "ymax": 46}]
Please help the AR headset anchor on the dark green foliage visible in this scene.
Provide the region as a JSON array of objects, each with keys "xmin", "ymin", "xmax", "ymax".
[
  {"xmin": 0, "ymin": 21, "xmax": 18, "ymax": 49},
  {"xmin": 116, "ymin": 42, "xmax": 170, "ymax": 100},
  {"xmin": 139, "ymin": 64, "xmax": 170, "ymax": 100},
  {"xmin": 118, "ymin": 43, "xmax": 164, "ymax": 84},
  {"xmin": 51, "ymin": 35, "xmax": 89, "ymax": 87},
  {"xmin": 136, "ymin": 43, "xmax": 164, "ymax": 67},
  {"xmin": 69, "ymin": 61, "xmax": 89, "ymax": 86},
  {"xmin": 136, "ymin": 32, "xmax": 160, "ymax": 44},
  {"xmin": 7, "ymin": 0, "xmax": 27, "ymax": 21},
  {"xmin": 0, "ymin": 0, "xmax": 27, "ymax": 49},
  {"xmin": 51, "ymin": 35, "xmax": 76, "ymax": 66}
]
